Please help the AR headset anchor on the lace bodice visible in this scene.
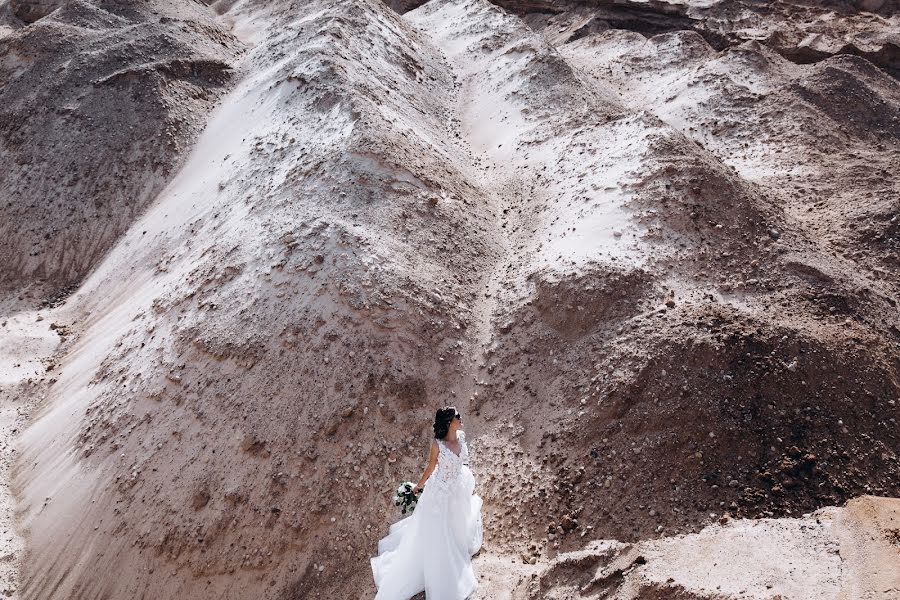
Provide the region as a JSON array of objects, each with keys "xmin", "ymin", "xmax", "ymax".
[{"xmin": 428, "ymin": 430, "xmax": 469, "ymax": 494}]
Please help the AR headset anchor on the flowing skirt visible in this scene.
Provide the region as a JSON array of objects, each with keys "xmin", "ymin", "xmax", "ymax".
[{"xmin": 371, "ymin": 465, "xmax": 484, "ymax": 600}]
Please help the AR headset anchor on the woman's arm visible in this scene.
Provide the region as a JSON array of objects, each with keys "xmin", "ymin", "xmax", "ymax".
[{"xmin": 414, "ymin": 439, "xmax": 439, "ymax": 491}]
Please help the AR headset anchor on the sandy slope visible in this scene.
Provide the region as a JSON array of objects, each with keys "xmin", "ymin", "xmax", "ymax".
[
  {"xmin": 9, "ymin": 0, "xmax": 503, "ymax": 597},
  {"xmin": 517, "ymin": 495, "xmax": 900, "ymax": 600},
  {"xmin": 0, "ymin": 0, "xmax": 242, "ymax": 296},
  {"xmin": 0, "ymin": 295, "xmax": 63, "ymax": 597},
  {"xmin": 0, "ymin": 0, "xmax": 898, "ymax": 599}
]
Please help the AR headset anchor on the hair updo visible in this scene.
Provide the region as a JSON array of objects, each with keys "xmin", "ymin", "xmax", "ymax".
[{"xmin": 433, "ymin": 406, "xmax": 459, "ymax": 440}]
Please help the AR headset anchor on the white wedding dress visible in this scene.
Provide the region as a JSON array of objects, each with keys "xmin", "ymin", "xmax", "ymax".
[{"xmin": 371, "ymin": 429, "xmax": 484, "ymax": 600}]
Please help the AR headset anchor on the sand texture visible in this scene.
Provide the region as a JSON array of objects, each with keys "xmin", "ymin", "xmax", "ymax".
[{"xmin": 0, "ymin": 0, "xmax": 898, "ymax": 598}]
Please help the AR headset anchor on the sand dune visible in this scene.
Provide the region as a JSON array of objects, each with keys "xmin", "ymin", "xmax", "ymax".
[{"xmin": 0, "ymin": 0, "xmax": 897, "ymax": 598}]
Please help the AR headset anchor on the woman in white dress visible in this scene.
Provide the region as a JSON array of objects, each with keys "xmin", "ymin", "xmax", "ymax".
[{"xmin": 371, "ymin": 406, "xmax": 484, "ymax": 600}]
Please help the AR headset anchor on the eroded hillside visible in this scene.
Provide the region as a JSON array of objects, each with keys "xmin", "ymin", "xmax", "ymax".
[{"xmin": 0, "ymin": 0, "xmax": 897, "ymax": 599}]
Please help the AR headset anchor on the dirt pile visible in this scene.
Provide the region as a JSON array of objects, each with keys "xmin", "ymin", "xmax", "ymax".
[
  {"xmin": 499, "ymin": 1, "xmax": 900, "ymax": 75},
  {"xmin": 8, "ymin": 0, "xmax": 501, "ymax": 598},
  {"xmin": 522, "ymin": 495, "xmax": 900, "ymax": 600},
  {"xmin": 0, "ymin": 0, "xmax": 897, "ymax": 599},
  {"xmin": 0, "ymin": 0, "xmax": 242, "ymax": 296}
]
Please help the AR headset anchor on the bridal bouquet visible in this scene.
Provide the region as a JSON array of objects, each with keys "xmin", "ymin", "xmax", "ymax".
[{"xmin": 393, "ymin": 480, "xmax": 422, "ymax": 515}]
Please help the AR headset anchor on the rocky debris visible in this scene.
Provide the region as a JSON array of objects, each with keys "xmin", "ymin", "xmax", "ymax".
[
  {"xmin": 8, "ymin": 0, "xmax": 60, "ymax": 23},
  {"xmin": 480, "ymin": 297, "xmax": 900, "ymax": 544},
  {"xmin": 530, "ymin": 266, "xmax": 653, "ymax": 338},
  {"xmin": 191, "ymin": 488, "xmax": 211, "ymax": 510},
  {"xmin": 519, "ymin": 496, "xmax": 900, "ymax": 599},
  {"xmin": 500, "ymin": 1, "xmax": 900, "ymax": 78},
  {"xmin": 0, "ymin": 0, "xmax": 897, "ymax": 599},
  {"xmin": 0, "ymin": 0, "xmax": 242, "ymax": 296},
  {"xmin": 9, "ymin": 0, "xmax": 497, "ymax": 598}
]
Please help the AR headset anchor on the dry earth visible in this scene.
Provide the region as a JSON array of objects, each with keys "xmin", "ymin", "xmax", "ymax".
[
  {"xmin": 0, "ymin": 0, "xmax": 242, "ymax": 296},
  {"xmin": 0, "ymin": 0, "xmax": 898, "ymax": 599}
]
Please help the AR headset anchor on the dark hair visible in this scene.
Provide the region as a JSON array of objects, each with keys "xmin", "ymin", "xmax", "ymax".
[{"xmin": 433, "ymin": 406, "xmax": 460, "ymax": 439}]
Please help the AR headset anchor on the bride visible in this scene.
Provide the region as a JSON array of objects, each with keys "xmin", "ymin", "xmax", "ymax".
[{"xmin": 371, "ymin": 406, "xmax": 484, "ymax": 600}]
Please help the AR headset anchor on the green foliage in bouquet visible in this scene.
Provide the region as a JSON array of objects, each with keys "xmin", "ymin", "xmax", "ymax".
[{"xmin": 393, "ymin": 480, "xmax": 422, "ymax": 515}]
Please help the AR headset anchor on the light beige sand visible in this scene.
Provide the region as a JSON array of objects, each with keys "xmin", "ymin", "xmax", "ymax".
[{"xmin": 0, "ymin": 0, "xmax": 898, "ymax": 599}]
